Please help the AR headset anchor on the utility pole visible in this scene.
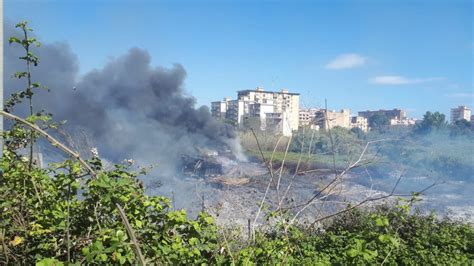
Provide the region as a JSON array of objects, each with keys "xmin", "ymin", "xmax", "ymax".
[{"xmin": 325, "ymin": 98, "xmax": 328, "ymax": 129}]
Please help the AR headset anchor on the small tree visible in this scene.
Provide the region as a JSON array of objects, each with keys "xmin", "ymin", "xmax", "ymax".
[
  {"xmin": 415, "ymin": 111, "xmax": 447, "ymax": 134},
  {"xmin": 6, "ymin": 21, "xmax": 46, "ymax": 169},
  {"xmin": 350, "ymin": 127, "xmax": 365, "ymax": 139},
  {"xmin": 368, "ymin": 113, "xmax": 390, "ymax": 131},
  {"xmin": 450, "ymin": 119, "xmax": 472, "ymax": 137}
]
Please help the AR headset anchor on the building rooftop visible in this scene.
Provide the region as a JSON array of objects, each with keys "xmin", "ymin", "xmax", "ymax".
[
  {"xmin": 237, "ymin": 88, "xmax": 300, "ymax": 96},
  {"xmin": 451, "ymin": 106, "xmax": 471, "ymax": 110},
  {"xmin": 359, "ymin": 108, "xmax": 404, "ymax": 112}
]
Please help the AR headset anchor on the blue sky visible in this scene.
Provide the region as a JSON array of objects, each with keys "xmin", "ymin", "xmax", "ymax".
[{"xmin": 5, "ymin": 0, "xmax": 473, "ymax": 118}]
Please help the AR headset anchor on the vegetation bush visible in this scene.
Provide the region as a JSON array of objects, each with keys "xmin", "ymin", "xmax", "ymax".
[
  {"xmin": 232, "ymin": 204, "xmax": 473, "ymax": 265},
  {"xmin": 0, "ymin": 148, "xmax": 221, "ymax": 264}
]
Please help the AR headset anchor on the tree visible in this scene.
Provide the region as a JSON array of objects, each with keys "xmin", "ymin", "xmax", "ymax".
[
  {"xmin": 350, "ymin": 127, "xmax": 365, "ymax": 139},
  {"xmin": 368, "ymin": 113, "xmax": 390, "ymax": 130},
  {"xmin": 450, "ymin": 119, "xmax": 472, "ymax": 137},
  {"xmin": 415, "ymin": 111, "xmax": 447, "ymax": 134}
]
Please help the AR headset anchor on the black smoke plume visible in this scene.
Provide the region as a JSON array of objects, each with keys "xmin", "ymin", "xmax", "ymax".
[{"xmin": 4, "ymin": 22, "xmax": 242, "ymax": 170}]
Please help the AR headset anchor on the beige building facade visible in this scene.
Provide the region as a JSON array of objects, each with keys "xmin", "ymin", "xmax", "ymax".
[
  {"xmin": 322, "ymin": 109, "xmax": 351, "ymax": 130},
  {"xmin": 299, "ymin": 108, "xmax": 368, "ymax": 132}
]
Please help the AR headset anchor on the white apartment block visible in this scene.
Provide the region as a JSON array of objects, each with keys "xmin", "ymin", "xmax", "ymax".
[
  {"xmin": 450, "ymin": 106, "xmax": 471, "ymax": 123},
  {"xmin": 390, "ymin": 118, "xmax": 417, "ymax": 126},
  {"xmin": 211, "ymin": 87, "xmax": 300, "ymax": 136}
]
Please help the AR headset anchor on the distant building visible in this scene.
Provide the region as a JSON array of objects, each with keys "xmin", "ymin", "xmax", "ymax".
[
  {"xmin": 299, "ymin": 108, "xmax": 368, "ymax": 132},
  {"xmin": 225, "ymin": 99, "xmax": 245, "ymax": 125},
  {"xmin": 211, "ymin": 87, "xmax": 300, "ymax": 136},
  {"xmin": 320, "ymin": 109, "xmax": 351, "ymax": 130},
  {"xmin": 211, "ymin": 97, "xmax": 232, "ymax": 120},
  {"xmin": 350, "ymin": 116, "xmax": 369, "ymax": 132},
  {"xmin": 358, "ymin": 109, "xmax": 407, "ymax": 120},
  {"xmin": 450, "ymin": 106, "xmax": 471, "ymax": 123},
  {"xmin": 299, "ymin": 108, "xmax": 321, "ymax": 127},
  {"xmin": 390, "ymin": 118, "xmax": 417, "ymax": 126},
  {"xmin": 358, "ymin": 108, "xmax": 413, "ymax": 129}
]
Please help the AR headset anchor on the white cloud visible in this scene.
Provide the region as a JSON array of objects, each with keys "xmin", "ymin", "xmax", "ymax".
[
  {"xmin": 368, "ymin": 75, "xmax": 444, "ymax": 85},
  {"xmin": 445, "ymin": 93, "xmax": 474, "ymax": 98},
  {"xmin": 324, "ymin": 53, "xmax": 367, "ymax": 70}
]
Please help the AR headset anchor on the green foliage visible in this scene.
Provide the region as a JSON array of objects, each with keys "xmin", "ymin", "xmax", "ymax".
[
  {"xmin": 450, "ymin": 119, "xmax": 473, "ymax": 137},
  {"xmin": 290, "ymin": 127, "xmax": 364, "ymax": 156},
  {"xmin": 6, "ymin": 21, "xmax": 43, "ymax": 113},
  {"xmin": 368, "ymin": 113, "xmax": 390, "ymax": 130},
  {"xmin": 0, "ymin": 143, "xmax": 221, "ymax": 264},
  {"xmin": 415, "ymin": 111, "xmax": 447, "ymax": 134},
  {"xmin": 375, "ymin": 131, "xmax": 474, "ymax": 181},
  {"xmin": 350, "ymin": 126, "xmax": 366, "ymax": 138},
  {"xmin": 226, "ymin": 204, "xmax": 473, "ymax": 264}
]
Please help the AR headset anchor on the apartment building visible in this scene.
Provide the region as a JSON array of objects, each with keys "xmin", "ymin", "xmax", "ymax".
[
  {"xmin": 351, "ymin": 116, "xmax": 369, "ymax": 132},
  {"xmin": 390, "ymin": 118, "xmax": 417, "ymax": 126},
  {"xmin": 321, "ymin": 109, "xmax": 352, "ymax": 130},
  {"xmin": 358, "ymin": 109, "xmax": 407, "ymax": 120},
  {"xmin": 299, "ymin": 108, "xmax": 368, "ymax": 132},
  {"xmin": 299, "ymin": 108, "xmax": 321, "ymax": 127},
  {"xmin": 211, "ymin": 97, "xmax": 232, "ymax": 120},
  {"xmin": 450, "ymin": 106, "xmax": 471, "ymax": 123},
  {"xmin": 211, "ymin": 87, "xmax": 300, "ymax": 136}
]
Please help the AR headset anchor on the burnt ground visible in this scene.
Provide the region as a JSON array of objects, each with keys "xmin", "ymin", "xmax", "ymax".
[
  {"xmin": 157, "ymin": 160, "xmax": 393, "ymax": 231},
  {"xmin": 145, "ymin": 159, "xmax": 473, "ymax": 231}
]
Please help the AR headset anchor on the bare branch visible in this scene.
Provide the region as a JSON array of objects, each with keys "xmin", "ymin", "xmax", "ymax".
[
  {"xmin": 304, "ymin": 177, "xmax": 439, "ymax": 229},
  {"xmin": 115, "ymin": 203, "xmax": 146, "ymax": 265},
  {"xmin": 269, "ymin": 135, "xmax": 284, "ymax": 178},
  {"xmin": 0, "ymin": 110, "xmax": 97, "ymax": 177},
  {"xmin": 276, "ymin": 133, "xmax": 294, "ymax": 203},
  {"xmin": 250, "ymin": 128, "xmax": 277, "ymax": 238},
  {"xmin": 250, "ymin": 128, "xmax": 273, "ymax": 175}
]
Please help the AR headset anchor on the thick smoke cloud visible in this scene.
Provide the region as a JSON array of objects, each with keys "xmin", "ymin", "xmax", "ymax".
[{"xmin": 4, "ymin": 22, "xmax": 240, "ymax": 170}]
